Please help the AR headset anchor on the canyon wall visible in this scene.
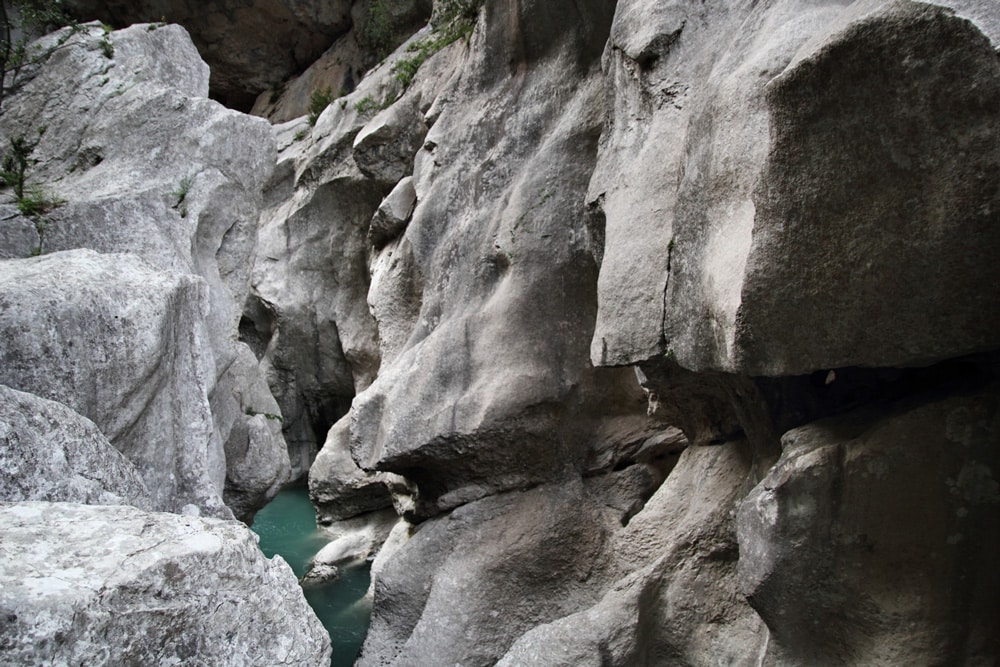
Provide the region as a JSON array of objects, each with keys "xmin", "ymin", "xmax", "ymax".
[{"xmin": 1, "ymin": 0, "xmax": 998, "ymax": 665}]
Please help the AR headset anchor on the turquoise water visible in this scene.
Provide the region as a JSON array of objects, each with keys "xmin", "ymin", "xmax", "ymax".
[{"xmin": 251, "ymin": 486, "xmax": 372, "ymax": 666}]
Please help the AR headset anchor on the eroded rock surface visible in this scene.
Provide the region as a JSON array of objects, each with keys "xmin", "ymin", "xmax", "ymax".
[
  {"xmin": 738, "ymin": 387, "xmax": 1000, "ymax": 665},
  {"xmin": 3, "ymin": 0, "xmax": 999, "ymax": 665},
  {"xmin": 0, "ymin": 22, "xmax": 289, "ymax": 518},
  {"xmin": 0, "ymin": 385, "xmax": 151, "ymax": 509},
  {"xmin": 0, "ymin": 502, "xmax": 331, "ymax": 666},
  {"xmin": 590, "ymin": 0, "xmax": 1000, "ymax": 375},
  {"xmin": 0, "ymin": 250, "xmax": 225, "ymax": 516}
]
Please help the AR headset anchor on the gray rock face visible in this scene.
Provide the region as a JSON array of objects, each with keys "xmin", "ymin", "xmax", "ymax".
[
  {"xmin": 738, "ymin": 388, "xmax": 1000, "ymax": 665},
  {"xmin": 252, "ymin": 120, "xmax": 383, "ymax": 478},
  {"xmin": 309, "ymin": 414, "xmax": 392, "ymax": 524},
  {"xmin": 369, "ymin": 176, "xmax": 416, "ymax": 249},
  {"xmin": 0, "ymin": 385, "xmax": 151, "ymax": 508},
  {"xmin": 0, "ymin": 250, "xmax": 226, "ymax": 517},
  {"xmin": 62, "ymin": 0, "xmax": 355, "ymax": 109},
  {"xmin": 348, "ymin": 0, "xmax": 623, "ymax": 518},
  {"xmin": 0, "ymin": 22, "xmax": 289, "ymax": 517},
  {"xmin": 218, "ymin": 345, "xmax": 291, "ymax": 524},
  {"xmin": 497, "ymin": 442, "xmax": 764, "ymax": 667},
  {"xmin": 590, "ymin": 0, "xmax": 1000, "ymax": 375},
  {"xmin": 8, "ymin": 1, "xmax": 992, "ymax": 665},
  {"xmin": 0, "ymin": 501, "xmax": 331, "ymax": 666},
  {"xmin": 358, "ymin": 481, "xmax": 613, "ymax": 667},
  {"xmin": 321, "ymin": 1, "xmax": 1000, "ymax": 665}
]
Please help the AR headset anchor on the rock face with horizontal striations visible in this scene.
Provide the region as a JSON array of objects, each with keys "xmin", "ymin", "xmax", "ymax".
[{"xmin": 0, "ymin": 502, "xmax": 331, "ymax": 666}]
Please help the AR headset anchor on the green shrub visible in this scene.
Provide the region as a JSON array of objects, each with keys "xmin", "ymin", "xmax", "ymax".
[
  {"xmin": 308, "ymin": 86, "xmax": 334, "ymax": 125},
  {"xmin": 389, "ymin": 0, "xmax": 483, "ymax": 92},
  {"xmin": 1, "ymin": 132, "xmax": 41, "ymax": 200},
  {"xmin": 170, "ymin": 174, "xmax": 194, "ymax": 216},
  {"xmin": 16, "ymin": 185, "xmax": 61, "ymax": 216},
  {"xmin": 364, "ymin": 0, "xmax": 395, "ymax": 60},
  {"xmin": 354, "ymin": 95, "xmax": 380, "ymax": 115}
]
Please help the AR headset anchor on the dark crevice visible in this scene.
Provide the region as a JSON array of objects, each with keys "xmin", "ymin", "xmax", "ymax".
[
  {"xmin": 640, "ymin": 349, "xmax": 1000, "ymax": 469},
  {"xmin": 238, "ymin": 294, "xmax": 277, "ymax": 361}
]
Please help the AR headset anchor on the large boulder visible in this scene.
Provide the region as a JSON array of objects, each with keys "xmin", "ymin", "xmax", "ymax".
[
  {"xmin": 0, "ymin": 250, "xmax": 225, "ymax": 516},
  {"xmin": 309, "ymin": 414, "xmax": 392, "ymax": 524},
  {"xmin": 0, "ymin": 385, "xmax": 151, "ymax": 509},
  {"xmin": 0, "ymin": 22, "xmax": 289, "ymax": 517},
  {"xmin": 61, "ymin": 0, "xmax": 354, "ymax": 110},
  {"xmin": 357, "ymin": 481, "xmax": 612, "ymax": 667},
  {"xmin": 737, "ymin": 387, "xmax": 1000, "ymax": 665},
  {"xmin": 63, "ymin": 0, "xmax": 434, "ymax": 113},
  {"xmin": 0, "ymin": 501, "xmax": 331, "ymax": 666},
  {"xmin": 589, "ymin": 0, "xmax": 1000, "ymax": 375}
]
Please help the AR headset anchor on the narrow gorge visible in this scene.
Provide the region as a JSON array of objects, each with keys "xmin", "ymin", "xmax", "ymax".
[{"xmin": 1, "ymin": 0, "xmax": 998, "ymax": 665}]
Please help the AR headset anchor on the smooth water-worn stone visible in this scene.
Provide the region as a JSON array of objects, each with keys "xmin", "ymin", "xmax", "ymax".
[
  {"xmin": 309, "ymin": 415, "xmax": 393, "ymax": 524},
  {"xmin": 349, "ymin": 0, "xmax": 621, "ymax": 516},
  {"xmin": 369, "ymin": 176, "xmax": 417, "ymax": 248},
  {"xmin": 498, "ymin": 442, "xmax": 765, "ymax": 666},
  {"xmin": 216, "ymin": 345, "xmax": 291, "ymax": 524},
  {"xmin": 590, "ymin": 0, "xmax": 1000, "ymax": 375},
  {"xmin": 738, "ymin": 388, "xmax": 1000, "ymax": 665},
  {"xmin": 0, "ymin": 501, "xmax": 331, "ymax": 666},
  {"xmin": 0, "ymin": 385, "xmax": 151, "ymax": 509},
  {"xmin": 358, "ymin": 481, "xmax": 612, "ymax": 667}
]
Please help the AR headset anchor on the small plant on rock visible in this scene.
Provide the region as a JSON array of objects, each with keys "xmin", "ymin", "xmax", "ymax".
[
  {"xmin": 98, "ymin": 25, "xmax": 113, "ymax": 59},
  {"xmin": 308, "ymin": 86, "xmax": 333, "ymax": 126},
  {"xmin": 354, "ymin": 95, "xmax": 381, "ymax": 115},
  {"xmin": 390, "ymin": 0, "xmax": 484, "ymax": 93},
  {"xmin": 170, "ymin": 174, "xmax": 194, "ymax": 217},
  {"xmin": 0, "ymin": 0, "xmax": 83, "ymax": 111},
  {"xmin": 1, "ymin": 131, "xmax": 40, "ymax": 199}
]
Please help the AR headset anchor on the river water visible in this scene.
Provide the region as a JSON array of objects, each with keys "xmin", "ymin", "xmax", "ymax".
[{"xmin": 250, "ymin": 486, "xmax": 372, "ymax": 666}]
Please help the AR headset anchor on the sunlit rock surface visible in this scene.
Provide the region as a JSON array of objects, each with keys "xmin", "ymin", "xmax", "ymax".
[
  {"xmin": 0, "ymin": 502, "xmax": 331, "ymax": 666},
  {"xmin": 0, "ymin": 22, "xmax": 289, "ymax": 518},
  {"xmin": 0, "ymin": 385, "xmax": 151, "ymax": 509}
]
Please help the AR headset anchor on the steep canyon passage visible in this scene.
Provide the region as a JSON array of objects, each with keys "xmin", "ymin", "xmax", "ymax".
[{"xmin": 251, "ymin": 487, "xmax": 372, "ymax": 666}]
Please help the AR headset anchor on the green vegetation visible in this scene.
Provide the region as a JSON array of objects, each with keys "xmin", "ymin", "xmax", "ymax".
[
  {"xmin": 1, "ymin": 130, "xmax": 61, "ymax": 255},
  {"xmin": 245, "ymin": 407, "xmax": 283, "ymax": 422},
  {"xmin": 2, "ymin": 128, "xmax": 63, "ymax": 221},
  {"xmin": 0, "ymin": 0, "xmax": 83, "ymax": 111},
  {"xmin": 294, "ymin": 129, "xmax": 308, "ymax": 141},
  {"xmin": 363, "ymin": 0, "xmax": 395, "ymax": 61},
  {"xmin": 1, "ymin": 131, "xmax": 40, "ymax": 200},
  {"xmin": 171, "ymin": 174, "xmax": 194, "ymax": 217},
  {"xmin": 16, "ymin": 184, "xmax": 60, "ymax": 215},
  {"xmin": 308, "ymin": 86, "xmax": 333, "ymax": 126},
  {"xmin": 391, "ymin": 0, "xmax": 483, "ymax": 91},
  {"xmin": 98, "ymin": 32, "xmax": 113, "ymax": 59},
  {"xmin": 354, "ymin": 95, "xmax": 381, "ymax": 115}
]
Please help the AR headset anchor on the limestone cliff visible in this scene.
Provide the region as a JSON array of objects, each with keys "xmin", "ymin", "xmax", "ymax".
[{"xmin": 1, "ymin": 0, "xmax": 998, "ymax": 665}]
